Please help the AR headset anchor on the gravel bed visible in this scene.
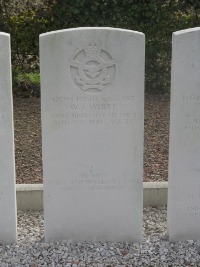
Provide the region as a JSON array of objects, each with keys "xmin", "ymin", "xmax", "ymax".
[{"xmin": 1, "ymin": 207, "xmax": 200, "ymax": 266}]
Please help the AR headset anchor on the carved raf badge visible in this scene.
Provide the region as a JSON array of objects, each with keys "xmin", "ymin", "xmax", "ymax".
[{"xmin": 70, "ymin": 43, "xmax": 116, "ymax": 93}]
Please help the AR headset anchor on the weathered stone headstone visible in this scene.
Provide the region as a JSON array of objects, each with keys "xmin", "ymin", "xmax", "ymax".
[
  {"xmin": 40, "ymin": 27, "xmax": 144, "ymax": 242},
  {"xmin": 168, "ymin": 27, "xmax": 200, "ymax": 241},
  {"xmin": 0, "ymin": 32, "xmax": 17, "ymax": 243}
]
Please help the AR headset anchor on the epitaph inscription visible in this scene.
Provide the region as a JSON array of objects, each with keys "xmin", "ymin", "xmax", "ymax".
[{"xmin": 47, "ymin": 165, "xmax": 140, "ymax": 192}]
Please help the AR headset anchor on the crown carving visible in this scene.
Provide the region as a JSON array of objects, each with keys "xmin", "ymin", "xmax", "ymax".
[{"xmin": 85, "ymin": 43, "xmax": 101, "ymax": 58}]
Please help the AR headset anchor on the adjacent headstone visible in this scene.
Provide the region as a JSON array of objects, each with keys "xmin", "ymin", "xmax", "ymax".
[
  {"xmin": 0, "ymin": 33, "xmax": 17, "ymax": 243},
  {"xmin": 40, "ymin": 27, "xmax": 144, "ymax": 242},
  {"xmin": 168, "ymin": 27, "xmax": 200, "ymax": 241}
]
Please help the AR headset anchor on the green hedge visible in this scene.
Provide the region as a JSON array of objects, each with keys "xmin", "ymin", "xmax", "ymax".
[{"xmin": 0, "ymin": 0, "xmax": 200, "ymax": 94}]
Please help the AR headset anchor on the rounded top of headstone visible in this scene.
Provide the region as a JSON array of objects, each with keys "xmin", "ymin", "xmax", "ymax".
[
  {"xmin": 40, "ymin": 27, "xmax": 144, "ymax": 38},
  {"xmin": 173, "ymin": 27, "xmax": 200, "ymax": 36},
  {"xmin": 0, "ymin": 32, "xmax": 10, "ymax": 37}
]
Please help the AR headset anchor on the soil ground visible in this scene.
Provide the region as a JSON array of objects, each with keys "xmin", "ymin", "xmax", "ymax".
[{"xmin": 13, "ymin": 94, "xmax": 170, "ymax": 184}]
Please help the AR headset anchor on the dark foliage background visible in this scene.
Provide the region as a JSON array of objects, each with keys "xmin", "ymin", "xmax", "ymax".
[{"xmin": 0, "ymin": 0, "xmax": 199, "ymax": 95}]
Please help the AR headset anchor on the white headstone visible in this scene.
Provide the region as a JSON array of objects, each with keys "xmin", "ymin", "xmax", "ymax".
[
  {"xmin": 168, "ymin": 27, "xmax": 200, "ymax": 241},
  {"xmin": 0, "ymin": 32, "xmax": 17, "ymax": 243},
  {"xmin": 40, "ymin": 27, "xmax": 144, "ymax": 243}
]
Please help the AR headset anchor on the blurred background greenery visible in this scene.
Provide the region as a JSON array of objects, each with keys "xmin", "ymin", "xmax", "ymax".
[{"xmin": 0, "ymin": 0, "xmax": 199, "ymax": 97}]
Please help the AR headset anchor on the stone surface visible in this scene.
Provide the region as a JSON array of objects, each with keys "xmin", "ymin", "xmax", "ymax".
[
  {"xmin": 0, "ymin": 32, "xmax": 17, "ymax": 243},
  {"xmin": 168, "ymin": 27, "xmax": 200, "ymax": 241},
  {"xmin": 40, "ymin": 27, "xmax": 144, "ymax": 243}
]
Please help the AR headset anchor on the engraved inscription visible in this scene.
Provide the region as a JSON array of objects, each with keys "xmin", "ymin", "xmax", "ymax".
[
  {"xmin": 184, "ymin": 118, "xmax": 200, "ymax": 131},
  {"xmin": 181, "ymin": 95, "xmax": 200, "ymax": 131},
  {"xmin": 70, "ymin": 43, "xmax": 116, "ymax": 93},
  {"xmin": 186, "ymin": 185, "xmax": 200, "ymax": 217},
  {"xmin": 186, "ymin": 206, "xmax": 200, "ymax": 217},
  {"xmin": 0, "ymin": 113, "xmax": 5, "ymax": 119},
  {"xmin": 178, "ymin": 60, "xmax": 200, "ymax": 220},
  {"xmin": 182, "ymin": 95, "xmax": 200, "ymax": 101},
  {"xmin": 0, "ymin": 190, "xmax": 3, "ymax": 201},
  {"xmin": 193, "ymin": 59, "xmax": 200, "ymax": 68},
  {"xmin": 187, "ymin": 193, "xmax": 200, "ymax": 200},
  {"xmin": 47, "ymin": 167, "xmax": 140, "ymax": 192},
  {"xmin": 49, "ymin": 95, "xmax": 138, "ymax": 126},
  {"xmin": 51, "ymin": 96, "xmax": 135, "ymax": 103},
  {"xmin": 48, "ymin": 178, "xmax": 139, "ymax": 192}
]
